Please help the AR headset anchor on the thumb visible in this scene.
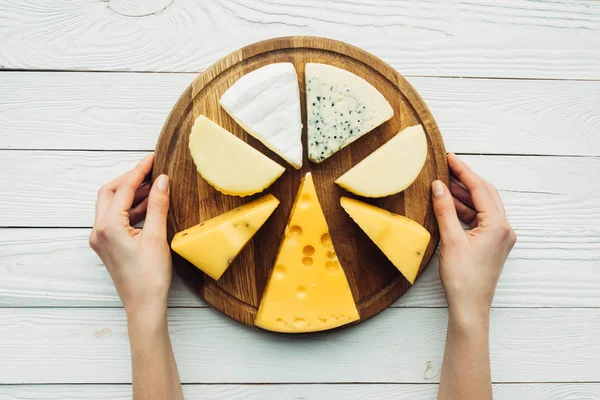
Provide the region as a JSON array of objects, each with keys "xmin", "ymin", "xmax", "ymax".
[
  {"xmin": 431, "ymin": 180, "xmax": 464, "ymax": 245},
  {"xmin": 143, "ymin": 174, "xmax": 169, "ymax": 244}
]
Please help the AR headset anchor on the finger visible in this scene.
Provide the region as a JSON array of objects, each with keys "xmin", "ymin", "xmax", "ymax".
[
  {"xmin": 95, "ymin": 172, "xmax": 129, "ymax": 224},
  {"xmin": 108, "ymin": 154, "xmax": 154, "ymax": 214},
  {"xmin": 143, "ymin": 175, "xmax": 170, "ymax": 245},
  {"xmin": 132, "ymin": 182, "xmax": 151, "ymax": 207},
  {"xmin": 484, "ymin": 180, "xmax": 506, "ymax": 215},
  {"xmin": 450, "ymin": 178, "xmax": 475, "ymax": 209},
  {"xmin": 129, "ymin": 197, "xmax": 149, "ymax": 226},
  {"xmin": 453, "ymin": 197, "xmax": 478, "ymax": 226},
  {"xmin": 447, "ymin": 153, "xmax": 499, "ymax": 215},
  {"xmin": 432, "ymin": 180, "xmax": 465, "ymax": 245}
]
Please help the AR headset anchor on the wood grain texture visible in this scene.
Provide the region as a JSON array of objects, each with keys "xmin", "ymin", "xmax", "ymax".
[
  {"xmin": 1, "ymin": 228, "xmax": 599, "ymax": 308},
  {"xmin": 1, "ymin": 151, "xmax": 598, "ymax": 229},
  {"xmin": 152, "ymin": 37, "xmax": 448, "ymax": 326},
  {"xmin": 1, "ymin": 0, "xmax": 599, "ymax": 394},
  {"xmin": 1, "ymin": 383, "xmax": 599, "ymax": 400},
  {"xmin": 0, "ymin": 0, "xmax": 599, "ymax": 79},
  {"xmin": 2, "ymin": 72, "xmax": 600, "ymax": 155},
  {"xmin": 0, "ymin": 308, "xmax": 599, "ymax": 384}
]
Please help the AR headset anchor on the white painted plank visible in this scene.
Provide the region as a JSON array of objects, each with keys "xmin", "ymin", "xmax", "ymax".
[
  {"xmin": 2, "ymin": 72, "xmax": 599, "ymax": 155},
  {"xmin": 1, "ymin": 228, "xmax": 598, "ymax": 308},
  {"xmin": 0, "ymin": 228, "xmax": 199, "ymax": 308},
  {"xmin": 0, "ymin": 308, "xmax": 598, "ymax": 383},
  {"xmin": 1, "ymin": 152, "xmax": 598, "ymax": 229},
  {"xmin": 0, "ymin": 72, "xmax": 190, "ymax": 151},
  {"xmin": 1, "ymin": 383, "xmax": 599, "ymax": 400},
  {"xmin": 0, "ymin": 72, "xmax": 191, "ymax": 151},
  {"xmin": 0, "ymin": 0, "xmax": 598, "ymax": 79}
]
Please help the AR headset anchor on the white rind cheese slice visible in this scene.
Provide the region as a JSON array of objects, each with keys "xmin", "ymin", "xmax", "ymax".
[
  {"xmin": 305, "ymin": 63, "xmax": 393, "ymax": 163},
  {"xmin": 220, "ymin": 63, "xmax": 303, "ymax": 169},
  {"xmin": 336, "ymin": 125, "xmax": 428, "ymax": 198},
  {"xmin": 188, "ymin": 115, "xmax": 285, "ymax": 197}
]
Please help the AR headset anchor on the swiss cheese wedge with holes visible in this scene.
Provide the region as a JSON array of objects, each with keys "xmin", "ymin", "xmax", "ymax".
[
  {"xmin": 255, "ymin": 173, "xmax": 359, "ymax": 332},
  {"xmin": 171, "ymin": 194, "xmax": 279, "ymax": 280}
]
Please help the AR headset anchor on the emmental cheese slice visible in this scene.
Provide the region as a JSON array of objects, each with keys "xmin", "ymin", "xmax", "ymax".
[
  {"xmin": 335, "ymin": 125, "xmax": 428, "ymax": 198},
  {"xmin": 340, "ymin": 197, "xmax": 430, "ymax": 284},
  {"xmin": 220, "ymin": 63, "xmax": 303, "ymax": 169},
  {"xmin": 305, "ymin": 63, "xmax": 393, "ymax": 163},
  {"xmin": 255, "ymin": 173, "xmax": 359, "ymax": 333},
  {"xmin": 171, "ymin": 194, "xmax": 280, "ymax": 281},
  {"xmin": 188, "ymin": 115, "xmax": 285, "ymax": 196}
]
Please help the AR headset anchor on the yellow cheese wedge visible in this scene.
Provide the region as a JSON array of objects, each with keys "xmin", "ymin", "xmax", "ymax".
[
  {"xmin": 340, "ymin": 197, "xmax": 430, "ymax": 284},
  {"xmin": 189, "ymin": 115, "xmax": 285, "ymax": 196},
  {"xmin": 335, "ymin": 125, "xmax": 427, "ymax": 198},
  {"xmin": 256, "ymin": 173, "xmax": 359, "ymax": 333},
  {"xmin": 171, "ymin": 194, "xmax": 280, "ymax": 280}
]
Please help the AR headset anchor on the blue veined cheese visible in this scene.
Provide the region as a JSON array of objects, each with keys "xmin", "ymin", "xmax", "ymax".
[
  {"xmin": 305, "ymin": 63, "xmax": 394, "ymax": 163},
  {"xmin": 220, "ymin": 63, "xmax": 303, "ymax": 169}
]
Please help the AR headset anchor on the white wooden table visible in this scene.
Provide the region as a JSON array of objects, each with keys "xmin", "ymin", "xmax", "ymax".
[{"xmin": 1, "ymin": 1, "xmax": 599, "ymax": 398}]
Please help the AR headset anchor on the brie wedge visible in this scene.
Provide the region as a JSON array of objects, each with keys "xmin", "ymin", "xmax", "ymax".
[{"xmin": 220, "ymin": 63, "xmax": 303, "ymax": 169}]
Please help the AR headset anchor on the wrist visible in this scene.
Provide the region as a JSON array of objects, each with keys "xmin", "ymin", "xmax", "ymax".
[
  {"xmin": 126, "ymin": 300, "xmax": 168, "ymax": 329},
  {"xmin": 448, "ymin": 303, "xmax": 490, "ymax": 332}
]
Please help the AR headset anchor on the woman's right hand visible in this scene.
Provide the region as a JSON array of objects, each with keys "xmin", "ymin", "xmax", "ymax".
[{"xmin": 431, "ymin": 153, "xmax": 516, "ymax": 320}]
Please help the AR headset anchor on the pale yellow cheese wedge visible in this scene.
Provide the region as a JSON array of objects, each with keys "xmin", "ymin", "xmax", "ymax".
[
  {"xmin": 171, "ymin": 194, "xmax": 280, "ymax": 280},
  {"xmin": 189, "ymin": 115, "xmax": 285, "ymax": 196},
  {"xmin": 340, "ymin": 197, "xmax": 430, "ymax": 284},
  {"xmin": 335, "ymin": 125, "xmax": 427, "ymax": 198},
  {"xmin": 256, "ymin": 173, "xmax": 359, "ymax": 333}
]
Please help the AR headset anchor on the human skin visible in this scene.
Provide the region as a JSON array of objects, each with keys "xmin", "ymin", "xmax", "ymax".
[
  {"xmin": 89, "ymin": 154, "xmax": 183, "ymax": 400},
  {"xmin": 89, "ymin": 152, "xmax": 514, "ymax": 400},
  {"xmin": 432, "ymin": 153, "xmax": 517, "ymax": 400}
]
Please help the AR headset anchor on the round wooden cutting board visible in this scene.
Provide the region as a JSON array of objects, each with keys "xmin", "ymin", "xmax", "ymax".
[{"xmin": 153, "ymin": 37, "xmax": 448, "ymax": 329}]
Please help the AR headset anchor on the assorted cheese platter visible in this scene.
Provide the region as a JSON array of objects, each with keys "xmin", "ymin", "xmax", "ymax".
[{"xmin": 153, "ymin": 37, "xmax": 448, "ymax": 332}]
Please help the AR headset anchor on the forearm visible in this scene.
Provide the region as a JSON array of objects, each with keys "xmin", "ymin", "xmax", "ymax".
[
  {"xmin": 127, "ymin": 307, "xmax": 183, "ymax": 400},
  {"xmin": 438, "ymin": 307, "xmax": 492, "ymax": 400}
]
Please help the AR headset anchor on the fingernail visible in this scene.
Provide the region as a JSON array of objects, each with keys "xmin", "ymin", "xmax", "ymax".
[
  {"xmin": 432, "ymin": 180, "xmax": 444, "ymax": 198},
  {"xmin": 157, "ymin": 174, "xmax": 169, "ymax": 192}
]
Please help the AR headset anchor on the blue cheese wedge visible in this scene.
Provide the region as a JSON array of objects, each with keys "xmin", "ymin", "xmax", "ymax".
[
  {"xmin": 220, "ymin": 63, "xmax": 303, "ymax": 169},
  {"xmin": 305, "ymin": 63, "xmax": 394, "ymax": 163}
]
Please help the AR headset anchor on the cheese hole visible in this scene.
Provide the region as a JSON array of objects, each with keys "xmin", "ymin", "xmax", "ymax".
[
  {"xmin": 326, "ymin": 250, "xmax": 336, "ymax": 259},
  {"xmin": 303, "ymin": 245, "xmax": 315, "ymax": 256},
  {"xmin": 289, "ymin": 225, "xmax": 303, "ymax": 236},
  {"xmin": 294, "ymin": 318, "xmax": 305, "ymax": 327},
  {"xmin": 325, "ymin": 260, "xmax": 340, "ymax": 272},
  {"xmin": 297, "ymin": 286, "xmax": 307, "ymax": 298},
  {"xmin": 320, "ymin": 233, "xmax": 333, "ymax": 248},
  {"xmin": 274, "ymin": 264, "xmax": 286, "ymax": 279},
  {"xmin": 276, "ymin": 318, "xmax": 284, "ymax": 324},
  {"xmin": 298, "ymin": 193, "xmax": 312, "ymax": 209},
  {"xmin": 302, "ymin": 257, "xmax": 314, "ymax": 266}
]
